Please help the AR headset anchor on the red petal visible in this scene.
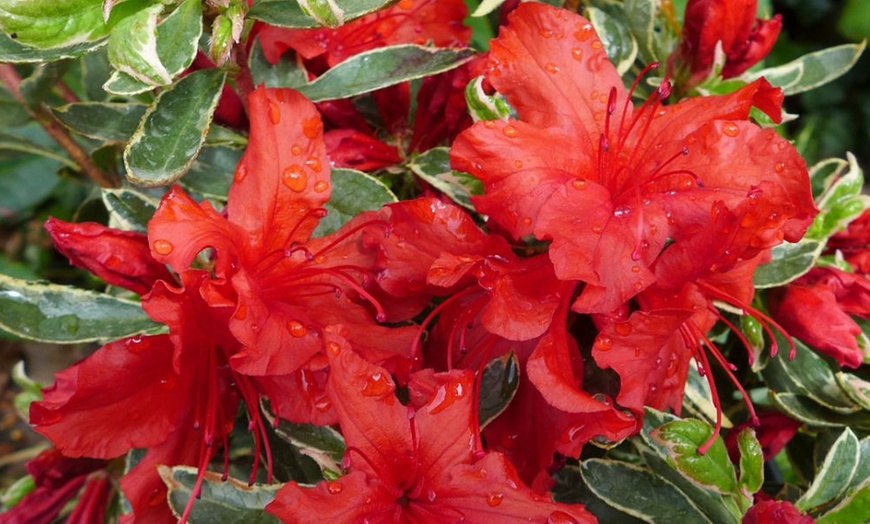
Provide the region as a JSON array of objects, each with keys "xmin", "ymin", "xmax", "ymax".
[
  {"xmin": 323, "ymin": 129, "xmax": 401, "ymax": 171},
  {"xmin": 267, "ymin": 471, "xmax": 396, "ymax": 523},
  {"xmin": 227, "ymin": 87, "xmax": 331, "ymax": 258},
  {"xmin": 30, "ymin": 335, "xmax": 190, "ymax": 459},
  {"xmin": 325, "ymin": 334, "xmax": 414, "ymax": 487},
  {"xmin": 488, "ymin": 3, "xmax": 624, "ymax": 141},
  {"xmin": 46, "ymin": 218, "xmax": 173, "ymax": 295},
  {"xmin": 424, "ymin": 453, "xmax": 596, "ymax": 523}
]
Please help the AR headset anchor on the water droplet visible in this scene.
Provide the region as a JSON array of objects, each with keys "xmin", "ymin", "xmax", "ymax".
[
  {"xmin": 633, "ymin": 281, "xmax": 644, "ymax": 291},
  {"xmin": 430, "ymin": 379, "xmax": 465, "ymax": 414},
  {"xmin": 426, "ymin": 489, "xmax": 437, "ymax": 502},
  {"xmin": 314, "ymin": 397, "xmax": 331, "ymax": 412},
  {"xmin": 631, "ymin": 265, "xmax": 641, "ymax": 274},
  {"xmin": 235, "ymin": 165, "xmax": 247, "ymax": 182},
  {"xmin": 594, "ymin": 111, "xmax": 604, "ymax": 121},
  {"xmin": 591, "ymin": 224, "xmax": 603, "ymax": 234},
  {"xmin": 484, "ymin": 121, "xmax": 495, "ymax": 129},
  {"xmin": 590, "ymin": 90, "xmax": 599, "ymax": 100},
  {"xmin": 538, "ymin": 29, "xmax": 553, "ymax": 38},
  {"xmin": 612, "ymin": 205, "xmax": 632, "ymax": 218},
  {"xmin": 599, "ymin": 93, "xmax": 608, "ymax": 103},
  {"xmin": 235, "ymin": 304, "xmax": 247, "ymax": 320},
  {"xmin": 37, "ymin": 410, "xmax": 63, "ymax": 425},
  {"xmin": 291, "ymin": 144, "xmax": 303, "ymax": 155},
  {"xmin": 544, "ymin": 62, "xmax": 560, "ymax": 74},
  {"xmin": 152, "ymin": 239, "xmax": 174, "ymax": 255},
  {"xmin": 648, "ymin": 384, "xmax": 658, "ymax": 393},
  {"xmin": 326, "ymin": 341, "xmax": 341, "ymax": 356},
  {"xmin": 282, "ymin": 165, "xmax": 308, "ymax": 192},
  {"xmin": 572, "ymin": 179, "xmax": 587, "ymax": 190},
  {"xmin": 486, "ymin": 492, "xmax": 504, "ymax": 507},
  {"xmin": 362, "ymin": 372, "xmax": 393, "ymax": 397},
  {"xmin": 159, "ymin": 374, "xmax": 176, "ymax": 390},
  {"xmin": 327, "ymin": 481, "xmax": 343, "ymax": 494},
  {"xmin": 591, "ymin": 40, "xmax": 603, "ymax": 50},
  {"xmin": 573, "ymin": 24, "xmax": 593, "ymax": 41},
  {"xmin": 722, "ymin": 122, "xmax": 740, "ymax": 137},
  {"xmin": 268, "ymin": 100, "xmax": 281, "ymax": 125},
  {"xmin": 615, "ymin": 322, "xmax": 632, "ymax": 336},
  {"xmin": 514, "ymin": 160, "xmax": 523, "ymax": 169},
  {"xmin": 502, "ymin": 125, "xmax": 519, "ymax": 138},
  {"xmin": 774, "ymin": 162, "xmax": 785, "ymax": 173},
  {"xmin": 314, "ymin": 181, "xmax": 329, "ymax": 193},
  {"xmin": 596, "ymin": 335, "xmax": 613, "ymax": 350},
  {"xmin": 305, "ymin": 157, "xmax": 322, "ymax": 172},
  {"xmin": 522, "ymin": 217, "xmax": 532, "ymax": 226},
  {"xmin": 571, "ymin": 47, "xmax": 583, "ymax": 61},
  {"xmin": 301, "ymin": 117, "xmax": 321, "ymax": 139},
  {"xmin": 287, "ymin": 320, "xmax": 307, "ymax": 337},
  {"xmin": 548, "ymin": 510, "xmax": 578, "ymax": 524}
]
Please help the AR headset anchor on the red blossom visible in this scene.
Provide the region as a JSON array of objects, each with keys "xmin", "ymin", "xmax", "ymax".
[
  {"xmin": 743, "ymin": 499, "xmax": 815, "ymax": 524},
  {"xmin": 724, "ymin": 412, "xmax": 801, "ymax": 463},
  {"xmin": 672, "ymin": 0, "xmax": 782, "ymax": 87},
  {"xmin": 451, "ymin": 2, "xmax": 814, "ymax": 314},
  {"xmin": 828, "ymin": 208, "xmax": 870, "ymax": 273},
  {"xmin": 267, "ymin": 331, "xmax": 594, "ymax": 523}
]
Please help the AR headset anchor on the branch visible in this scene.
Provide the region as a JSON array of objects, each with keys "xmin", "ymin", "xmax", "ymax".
[{"xmin": 0, "ymin": 64, "xmax": 118, "ymax": 188}]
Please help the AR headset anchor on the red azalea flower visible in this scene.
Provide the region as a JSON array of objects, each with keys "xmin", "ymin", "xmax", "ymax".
[
  {"xmin": 724, "ymin": 412, "xmax": 801, "ymax": 463},
  {"xmin": 267, "ymin": 330, "xmax": 594, "ymax": 523},
  {"xmin": 743, "ymin": 499, "xmax": 815, "ymax": 524},
  {"xmin": 768, "ymin": 266, "xmax": 870, "ymax": 368},
  {"xmin": 451, "ymin": 2, "xmax": 814, "ymax": 315},
  {"xmin": 1, "ymin": 448, "xmax": 110, "ymax": 524},
  {"xmin": 828, "ymin": 208, "xmax": 870, "ymax": 274},
  {"xmin": 672, "ymin": 0, "xmax": 782, "ymax": 87},
  {"xmin": 148, "ymin": 87, "xmax": 415, "ymax": 377}
]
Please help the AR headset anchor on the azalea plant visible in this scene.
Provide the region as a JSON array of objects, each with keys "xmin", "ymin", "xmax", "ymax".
[{"xmin": 0, "ymin": 0, "xmax": 868, "ymax": 522}]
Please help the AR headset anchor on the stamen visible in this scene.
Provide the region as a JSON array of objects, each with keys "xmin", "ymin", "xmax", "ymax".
[{"xmin": 411, "ymin": 287, "xmax": 478, "ymax": 364}]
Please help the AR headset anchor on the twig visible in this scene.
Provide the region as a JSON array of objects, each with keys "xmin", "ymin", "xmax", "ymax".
[{"xmin": 0, "ymin": 64, "xmax": 118, "ymax": 188}]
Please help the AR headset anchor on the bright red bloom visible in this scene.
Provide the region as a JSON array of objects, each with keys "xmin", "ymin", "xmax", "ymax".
[
  {"xmin": 148, "ymin": 87, "xmax": 414, "ymax": 378},
  {"xmin": 769, "ymin": 266, "xmax": 870, "ymax": 368},
  {"xmin": 267, "ymin": 330, "xmax": 594, "ymax": 523},
  {"xmin": 451, "ymin": 2, "xmax": 814, "ymax": 315},
  {"xmin": 828, "ymin": 208, "xmax": 870, "ymax": 274},
  {"xmin": 1, "ymin": 448, "xmax": 109, "ymax": 524},
  {"xmin": 672, "ymin": 0, "xmax": 782, "ymax": 86},
  {"xmin": 724, "ymin": 412, "xmax": 801, "ymax": 463},
  {"xmin": 743, "ymin": 499, "xmax": 815, "ymax": 524},
  {"xmin": 45, "ymin": 217, "xmax": 174, "ymax": 296}
]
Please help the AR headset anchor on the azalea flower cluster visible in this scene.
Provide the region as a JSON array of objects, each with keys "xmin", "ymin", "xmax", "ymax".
[{"xmin": 12, "ymin": 0, "xmax": 858, "ymax": 522}]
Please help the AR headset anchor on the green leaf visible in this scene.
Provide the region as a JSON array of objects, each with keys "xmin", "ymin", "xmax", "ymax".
[
  {"xmin": 52, "ymin": 102, "xmax": 147, "ymax": 143},
  {"xmin": 651, "ymin": 419, "xmax": 738, "ymax": 495},
  {"xmin": 465, "ymin": 75, "xmax": 512, "ymax": 122},
  {"xmin": 205, "ymin": 125, "xmax": 249, "ymax": 148},
  {"xmin": 296, "ymin": 45, "xmax": 475, "ymax": 102},
  {"xmin": 737, "ymin": 429, "xmax": 763, "ymax": 497},
  {"xmin": 805, "ymin": 153, "xmax": 866, "ymax": 241},
  {"xmin": 836, "ymin": 372, "xmax": 870, "ymax": 411},
  {"xmin": 471, "ymin": 0, "xmax": 505, "ymax": 18},
  {"xmin": 0, "ymin": 274, "xmax": 161, "ymax": 343},
  {"xmin": 581, "ymin": 459, "xmax": 713, "ymax": 523},
  {"xmin": 103, "ymin": 69, "xmax": 155, "ymax": 96},
  {"xmin": 124, "ymin": 68, "xmax": 226, "ymax": 187},
  {"xmin": 763, "ymin": 334, "xmax": 860, "ymax": 413},
  {"xmin": 753, "ymin": 240, "xmax": 823, "ymax": 288},
  {"xmin": 682, "ymin": 363, "xmax": 734, "ymax": 431},
  {"xmin": 769, "ymin": 392, "xmax": 870, "ymax": 430},
  {"xmin": 0, "ymin": 30, "xmax": 103, "ymax": 63},
  {"xmin": 478, "ymin": 351, "xmax": 520, "ymax": 428},
  {"xmin": 101, "ymin": 188, "xmax": 159, "ymax": 232},
  {"xmin": 797, "ymin": 428, "xmax": 860, "ymax": 512},
  {"xmin": 408, "ymin": 147, "xmax": 483, "ymax": 211},
  {"xmin": 624, "ymin": 0, "xmax": 658, "ymax": 63},
  {"xmin": 19, "ymin": 61, "xmax": 70, "ymax": 108},
  {"xmin": 108, "ymin": 3, "xmax": 170, "ymax": 86},
  {"xmin": 249, "ymin": 0, "xmax": 396, "ymax": 28},
  {"xmin": 0, "ymin": 155, "xmax": 60, "ymax": 221},
  {"xmin": 745, "ymin": 42, "xmax": 866, "ymax": 96},
  {"xmin": 588, "ymin": 7, "xmax": 638, "ymax": 76},
  {"xmin": 181, "ymin": 146, "xmax": 243, "ymax": 200},
  {"xmin": 297, "ymin": 0, "xmax": 344, "ymax": 27},
  {"xmin": 817, "ymin": 480, "xmax": 870, "ymax": 524},
  {"xmin": 261, "ymin": 399, "xmax": 345, "ymax": 477},
  {"xmin": 0, "ymin": 0, "xmax": 109, "ymax": 49},
  {"xmin": 0, "ymin": 474, "xmax": 35, "ymax": 510},
  {"xmin": 313, "ymin": 168, "xmax": 397, "ymax": 236},
  {"xmin": 0, "ymin": 131, "xmax": 76, "ymax": 168},
  {"xmin": 11, "ymin": 361, "xmax": 41, "ymax": 420},
  {"xmin": 249, "ymin": 38, "xmax": 307, "ymax": 89},
  {"xmin": 160, "ymin": 466, "xmax": 281, "ymax": 524}
]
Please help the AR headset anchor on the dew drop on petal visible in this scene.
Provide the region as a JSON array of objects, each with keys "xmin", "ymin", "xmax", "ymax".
[
  {"xmin": 502, "ymin": 125, "xmax": 519, "ymax": 138},
  {"xmin": 722, "ymin": 122, "xmax": 740, "ymax": 137},
  {"xmin": 596, "ymin": 335, "xmax": 613, "ymax": 350},
  {"xmin": 591, "ymin": 224, "xmax": 603, "ymax": 234},
  {"xmin": 326, "ymin": 341, "xmax": 341, "ymax": 355},
  {"xmin": 573, "ymin": 23, "xmax": 593, "ymax": 41},
  {"xmin": 522, "ymin": 217, "xmax": 532, "ymax": 226},
  {"xmin": 429, "ymin": 379, "xmax": 465, "ymax": 414},
  {"xmin": 268, "ymin": 100, "xmax": 281, "ymax": 125},
  {"xmin": 152, "ymin": 239, "xmax": 173, "ymax": 255},
  {"xmin": 631, "ymin": 265, "xmax": 641, "ymax": 273},
  {"xmin": 426, "ymin": 489, "xmax": 437, "ymax": 502},
  {"xmin": 591, "ymin": 40, "xmax": 603, "ymax": 50},
  {"xmin": 287, "ymin": 320, "xmax": 307, "ymax": 337},
  {"xmin": 613, "ymin": 205, "xmax": 632, "ymax": 218},
  {"xmin": 235, "ymin": 165, "xmax": 247, "ymax": 182},
  {"xmin": 544, "ymin": 62, "xmax": 560, "ymax": 74},
  {"xmin": 572, "ymin": 179, "xmax": 587, "ymax": 190},
  {"xmin": 327, "ymin": 481, "xmax": 343, "ymax": 494},
  {"xmin": 571, "ymin": 47, "xmax": 583, "ymax": 61},
  {"xmin": 282, "ymin": 165, "xmax": 308, "ymax": 192},
  {"xmin": 301, "ymin": 117, "xmax": 321, "ymax": 139},
  {"xmin": 547, "ymin": 511, "xmax": 578, "ymax": 524},
  {"xmin": 615, "ymin": 322, "xmax": 632, "ymax": 336},
  {"xmin": 774, "ymin": 162, "xmax": 785, "ymax": 173},
  {"xmin": 362, "ymin": 372, "xmax": 393, "ymax": 397},
  {"xmin": 314, "ymin": 181, "xmax": 329, "ymax": 193},
  {"xmin": 305, "ymin": 157, "xmax": 322, "ymax": 172},
  {"xmin": 484, "ymin": 121, "xmax": 495, "ymax": 129},
  {"xmin": 38, "ymin": 410, "xmax": 63, "ymax": 425},
  {"xmin": 514, "ymin": 160, "xmax": 523, "ymax": 169},
  {"xmin": 291, "ymin": 145, "xmax": 303, "ymax": 155},
  {"xmin": 486, "ymin": 492, "xmax": 504, "ymax": 507}
]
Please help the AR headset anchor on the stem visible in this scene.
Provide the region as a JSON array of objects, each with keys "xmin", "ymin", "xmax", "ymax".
[{"xmin": 0, "ymin": 64, "xmax": 118, "ymax": 188}]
